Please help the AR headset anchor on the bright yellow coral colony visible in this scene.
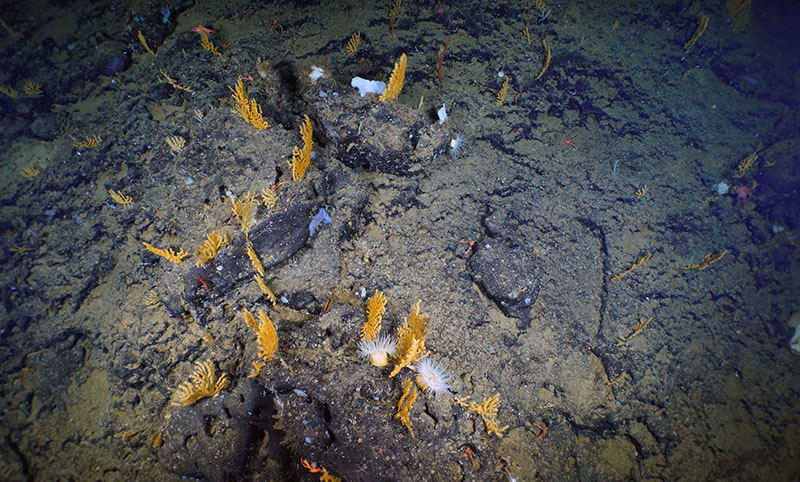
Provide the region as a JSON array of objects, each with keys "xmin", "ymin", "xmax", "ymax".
[
  {"xmin": 361, "ymin": 290, "xmax": 387, "ymax": 340},
  {"xmin": 245, "ymin": 242, "xmax": 265, "ymax": 276},
  {"xmin": 379, "ymin": 52, "xmax": 407, "ymax": 102},
  {"xmin": 496, "ymin": 77, "xmax": 510, "ymax": 106},
  {"xmin": 254, "ymin": 274, "xmax": 277, "ymax": 305},
  {"xmin": 142, "ymin": 241, "xmax": 189, "ymax": 263},
  {"xmin": 613, "ymin": 316, "xmax": 654, "ymax": 347},
  {"xmin": 229, "ymin": 77, "xmax": 269, "ymax": 129},
  {"xmin": 137, "ymin": 30, "xmax": 156, "ymax": 56},
  {"xmin": 535, "ymin": 38, "xmax": 551, "ymax": 80},
  {"xmin": 108, "ymin": 189, "xmax": 133, "ymax": 207},
  {"xmin": 196, "ymin": 231, "xmax": 229, "ymax": 266},
  {"xmin": 395, "ymin": 378, "xmax": 418, "ymax": 437},
  {"xmin": 345, "ymin": 32, "xmax": 361, "ymax": 56},
  {"xmin": 171, "ymin": 360, "xmax": 229, "ymax": 406},
  {"xmin": 389, "ymin": 300, "xmax": 429, "ymax": 377},
  {"xmin": 733, "ymin": 152, "xmax": 757, "ymax": 178},
  {"xmin": 680, "ymin": 249, "xmax": 728, "ymax": 270},
  {"xmin": 261, "ymin": 187, "xmax": 278, "ymax": 209},
  {"xmin": 72, "ymin": 135, "xmax": 101, "ymax": 148},
  {"xmin": 610, "ymin": 252, "xmax": 651, "ymax": 281},
  {"xmin": 231, "ymin": 192, "xmax": 258, "ymax": 238},
  {"xmin": 243, "ymin": 308, "xmax": 279, "ymax": 377},
  {"xmin": 199, "ymin": 30, "xmax": 221, "ymax": 56},
  {"xmin": 357, "ymin": 290, "xmax": 397, "ymax": 367},
  {"xmin": 456, "ymin": 393, "xmax": 509, "ymax": 438},
  {"xmin": 289, "ymin": 115, "xmax": 313, "ymax": 180}
]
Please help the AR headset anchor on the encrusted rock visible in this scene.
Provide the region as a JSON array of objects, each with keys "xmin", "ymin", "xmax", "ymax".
[{"xmin": 303, "ymin": 76, "xmax": 450, "ymax": 176}]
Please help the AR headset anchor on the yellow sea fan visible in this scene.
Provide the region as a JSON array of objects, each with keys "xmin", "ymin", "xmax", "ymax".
[
  {"xmin": 254, "ymin": 274, "xmax": 277, "ymax": 304},
  {"xmin": 389, "ymin": 300, "xmax": 429, "ymax": 377},
  {"xmin": 248, "ymin": 360, "xmax": 266, "ymax": 378},
  {"xmin": 229, "ymin": 77, "xmax": 249, "ymax": 116},
  {"xmin": 683, "ymin": 15, "xmax": 708, "ymax": 49},
  {"xmin": 246, "ymin": 242, "xmax": 265, "ymax": 276},
  {"xmin": 142, "ymin": 241, "xmax": 189, "ymax": 263},
  {"xmin": 394, "ymin": 378, "xmax": 418, "ymax": 437},
  {"xmin": 726, "ymin": 0, "xmax": 752, "ymax": 31},
  {"xmin": 142, "ymin": 290, "xmax": 162, "ymax": 310},
  {"xmin": 319, "ymin": 468, "xmax": 342, "ymax": 482},
  {"xmin": 137, "ymin": 30, "xmax": 156, "ymax": 56},
  {"xmin": 380, "ymin": 53, "xmax": 407, "ymax": 102},
  {"xmin": 288, "ymin": 115, "xmax": 313, "ymax": 180},
  {"xmin": 196, "ymin": 231, "xmax": 229, "ymax": 266},
  {"xmin": 159, "ymin": 69, "xmax": 194, "ymax": 93},
  {"xmin": 261, "ymin": 187, "xmax": 278, "ymax": 209},
  {"xmin": 22, "ymin": 80, "xmax": 41, "ymax": 96},
  {"xmin": 242, "ymin": 307, "xmax": 259, "ymax": 329},
  {"xmin": 733, "ymin": 152, "xmax": 757, "ymax": 178},
  {"xmin": 231, "ymin": 192, "xmax": 257, "ymax": 237},
  {"xmin": 246, "ymin": 98, "xmax": 269, "ymax": 129},
  {"xmin": 680, "ymin": 249, "xmax": 728, "ymax": 270},
  {"xmin": 406, "ymin": 300, "xmax": 428, "ymax": 347},
  {"xmin": 361, "ymin": 289, "xmax": 387, "ymax": 341},
  {"xmin": 199, "ymin": 30, "xmax": 221, "ymax": 56},
  {"xmin": 456, "ymin": 393, "xmax": 509, "ymax": 437},
  {"xmin": 72, "ymin": 135, "xmax": 101, "ymax": 148},
  {"xmin": 390, "ymin": 337, "xmax": 424, "ymax": 378},
  {"xmin": 496, "ymin": 77, "xmax": 509, "ymax": 105},
  {"xmin": 290, "ymin": 146, "xmax": 310, "ymax": 181},
  {"xmin": 534, "ymin": 39, "xmax": 551, "ymax": 81},
  {"xmin": 171, "ymin": 360, "xmax": 228, "ymax": 406},
  {"xmin": 252, "ymin": 308, "xmax": 278, "ymax": 360},
  {"xmin": 165, "ymin": 135, "xmax": 186, "ymax": 153},
  {"xmin": 346, "ymin": 32, "xmax": 361, "ymax": 56},
  {"xmin": 108, "ymin": 189, "xmax": 133, "ymax": 207},
  {"xmin": 0, "ymin": 85, "xmax": 19, "ymax": 98},
  {"xmin": 229, "ymin": 78, "xmax": 269, "ymax": 129},
  {"xmin": 20, "ymin": 166, "xmax": 41, "ymax": 178}
]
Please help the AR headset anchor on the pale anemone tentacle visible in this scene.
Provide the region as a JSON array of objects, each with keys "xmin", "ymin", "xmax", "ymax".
[{"xmin": 358, "ymin": 333, "xmax": 397, "ymax": 367}]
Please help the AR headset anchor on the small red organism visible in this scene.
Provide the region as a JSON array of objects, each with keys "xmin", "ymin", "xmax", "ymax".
[{"xmin": 192, "ymin": 25, "xmax": 216, "ymax": 34}]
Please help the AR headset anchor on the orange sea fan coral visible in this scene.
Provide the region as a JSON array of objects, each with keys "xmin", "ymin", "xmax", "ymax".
[
  {"xmin": 379, "ymin": 53, "xmax": 407, "ymax": 102},
  {"xmin": 196, "ymin": 231, "xmax": 229, "ymax": 266},
  {"xmin": 229, "ymin": 78, "xmax": 269, "ymax": 129},
  {"xmin": 231, "ymin": 192, "xmax": 258, "ymax": 237},
  {"xmin": 142, "ymin": 241, "xmax": 189, "ymax": 264},
  {"xmin": 389, "ymin": 300, "xmax": 428, "ymax": 377},
  {"xmin": 199, "ymin": 30, "xmax": 221, "ymax": 56},
  {"xmin": 288, "ymin": 115, "xmax": 313, "ymax": 180},
  {"xmin": 254, "ymin": 274, "xmax": 277, "ymax": 305},
  {"xmin": 361, "ymin": 289, "xmax": 387, "ymax": 341},
  {"xmin": 456, "ymin": 393, "xmax": 509, "ymax": 437},
  {"xmin": 172, "ymin": 360, "xmax": 228, "ymax": 406},
  {"xmin": 395, "ymin": 378, "xmax": 418, "ymax": 437},
  {"xmin": 244, "ymin": 308, "xmax": 278, "ymax": 361}
]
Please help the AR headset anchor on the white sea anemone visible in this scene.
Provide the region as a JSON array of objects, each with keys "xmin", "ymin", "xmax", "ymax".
[
  {"xmin": 414, "ymin": 357, "xmax": 454, "ymax": 397},
  {"xmin": 358, "ymin": 333, "xmax": 397, "ymax": 367},
  {"xmin": 449, "ymin": 134, "xmax": 464, "ymax": 155}
]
